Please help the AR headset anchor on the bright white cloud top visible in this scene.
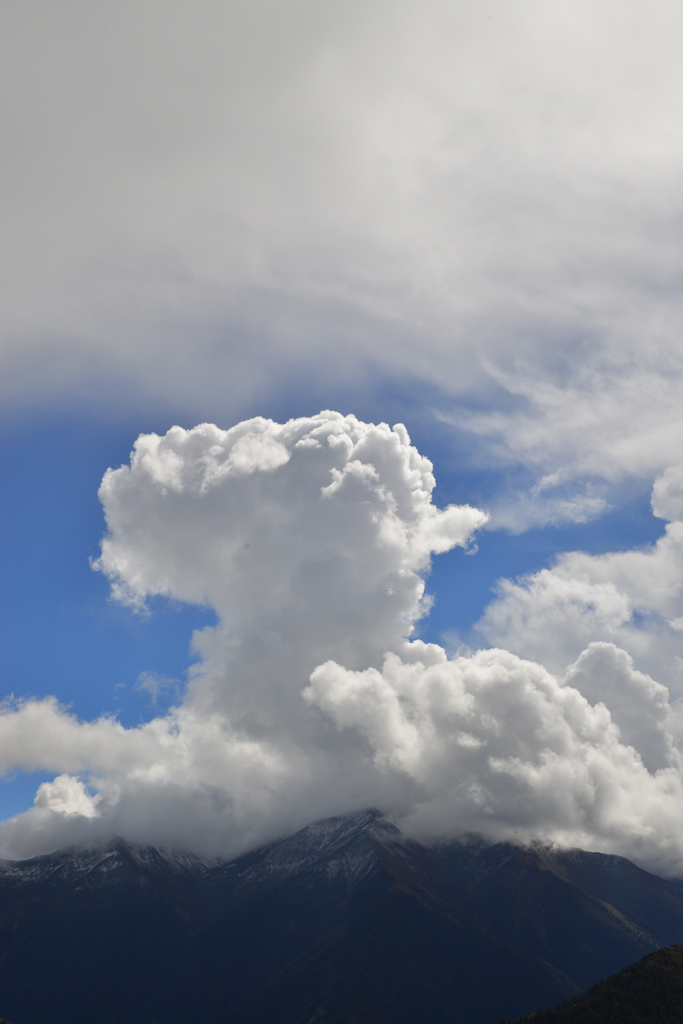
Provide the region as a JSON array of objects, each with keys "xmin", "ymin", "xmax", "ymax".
[{"xmin": 3, "ymin": 412, "xmax": 683, "ymax": 878}]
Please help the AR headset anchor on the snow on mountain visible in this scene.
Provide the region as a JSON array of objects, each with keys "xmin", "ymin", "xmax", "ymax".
[{"xmin": 0, "ymin": 835, "xmax": 212, "ymax": 886}]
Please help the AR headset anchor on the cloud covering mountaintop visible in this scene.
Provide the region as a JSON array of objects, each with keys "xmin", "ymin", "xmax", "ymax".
[{"xmin": 3, "ymin": 412, "xmax": 683, "ymax": 878}]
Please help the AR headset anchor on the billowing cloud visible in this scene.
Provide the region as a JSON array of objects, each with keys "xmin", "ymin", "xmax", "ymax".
[
  {"xmin": 307, "ymin": 642, "xmax": 683, "ymax": 877},
  {"xmin": 3, "ymin": 413, "xmax": 683, "ymax": 877},
  {"xmin": 0, "ymin": 414, "xmax": 486, "ymax": 857},
  {"xmin": 94, "ymin": 412, "xmax": 486, "ymax": 734},
  {"xmin": 563, "ymin": 643, "xmax": 677, "ymax": 774}
]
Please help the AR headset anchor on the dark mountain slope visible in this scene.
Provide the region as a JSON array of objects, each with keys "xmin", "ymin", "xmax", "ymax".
[
  {"xmin": 250, "ymin": 879, "xmax": 574, "ymax": 1024},
  {"xmin": 440, "ymin": 839, "xmax": 683, "ymax": 988},
  {"xmin": 500, "ymin": 944, "xmax": 683, "ymax": 1023},
  {"xmin": 176, "ymin": 813, "xmax": 574, "ymax": 1024},
  {"xmin": 1, "ymin": 812, "xmax": 683, "ymax": 1024},
  {"xmin": 0, "ymin": 843, "xmax": 204, "ymax": 1024}
]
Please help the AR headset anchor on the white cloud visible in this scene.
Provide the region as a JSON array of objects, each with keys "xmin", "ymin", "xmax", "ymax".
[
  {"xmin": 3, "ymin": 413, "xmax": 683, "ymax": 877},
  {"xmin": 563, "ymin": 643, "xmax": 677, "ymax": 774},
  {"xmin": 0, "ymin": 413, "xmax": 487, "ymax": 859},
  {"xmin": 451, "ymin": 352, "xmax": 683, "ymax": 529},
  {"xmin": 488, "ymin": 490, "xmax": 609, "ymax": 535},
  {"xmin": 4, "ymin": 2, "xmax": 683, "ymax": 525},
  {"xmin": 5, "ymin": 2, "xmax": 683, "ymax": 871},
  {"xmin": 477, "ymin": 468, "xmax": 683, "ymax": 687},
  {"xmin": 306, "ymin": 642, "xmax": 683, "ymax": 877},
  {"xmin": 34, "ymin": 775, "xmax": 99, "ymax": 819},
  {"xmin": 652, "ymin": 463, "xmax": 683, "ymax": 522}
]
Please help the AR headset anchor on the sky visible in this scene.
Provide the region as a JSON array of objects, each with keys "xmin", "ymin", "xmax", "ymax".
[{"xmin": 3, "ymin": 0, "xmax": 683, "ymax": 875}]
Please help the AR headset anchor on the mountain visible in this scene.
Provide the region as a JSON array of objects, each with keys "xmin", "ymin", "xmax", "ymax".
[
  {"xmin": 1, "ymin": 810, "xmax": 683, "ymax": 1024},
  {"xmin": 500, "ymin": 944, "xmax": 683, "ymax": 1022}
]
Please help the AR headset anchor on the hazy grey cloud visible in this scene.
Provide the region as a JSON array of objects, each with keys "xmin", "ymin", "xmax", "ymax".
[{"xmin": 4, "ymin": 2, "xmax": 683, "ymax": 523}]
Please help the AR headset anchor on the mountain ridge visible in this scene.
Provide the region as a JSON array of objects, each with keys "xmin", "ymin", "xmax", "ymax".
[{"xmin": 2, "ymin": 812, "xmax": 683, "ymax": 1023}]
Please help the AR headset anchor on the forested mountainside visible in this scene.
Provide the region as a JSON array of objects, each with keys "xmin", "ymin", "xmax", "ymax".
[
  {"xmin": 2, "ymin": 811, "xmax": 683, "ymax": 1024},
  {"xmin": 497, "ymin": 944, "xmax": 683, "ymax": 1023}
]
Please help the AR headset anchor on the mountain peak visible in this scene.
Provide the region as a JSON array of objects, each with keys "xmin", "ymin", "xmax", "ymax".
[
  {"xmin": 229, "ymin": 808, "xmax": 401, "ymax": 891},
  {"xmin": 3, "ymin": 814, "xmax": 683, "ymax": 1024}
]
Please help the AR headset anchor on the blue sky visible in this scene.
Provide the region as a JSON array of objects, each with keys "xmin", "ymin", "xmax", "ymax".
[{"xmin": 3, "ymin": 0, "xmax": 683, "ymax": 873}]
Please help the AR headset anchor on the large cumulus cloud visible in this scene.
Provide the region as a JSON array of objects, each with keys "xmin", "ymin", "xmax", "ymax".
[
  {"xmin": 0, "ymin": 413, "xmax": 485, "ymax": 857},
  {"xmin": 3, "ymin": 412, "xmax": 683, "ymax": 876},
  {"xmin": 95, "ymin": 412, "xmax": 485, "ymax": 734}
]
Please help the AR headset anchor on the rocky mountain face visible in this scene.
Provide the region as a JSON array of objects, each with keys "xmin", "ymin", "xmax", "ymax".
[{"xmin": 2, "ymin": 810, "xmax": 683, "ymax": 1024}]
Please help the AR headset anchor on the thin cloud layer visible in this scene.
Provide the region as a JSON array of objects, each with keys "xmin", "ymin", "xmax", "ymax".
[{"xmin": 3, "ymin": 413, "xmax": 683, "ymax": 876}]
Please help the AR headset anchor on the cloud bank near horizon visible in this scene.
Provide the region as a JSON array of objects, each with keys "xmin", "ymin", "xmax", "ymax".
[{"xmin": 3, "ymin": 412, "xmax": 683, "ymax": 878}]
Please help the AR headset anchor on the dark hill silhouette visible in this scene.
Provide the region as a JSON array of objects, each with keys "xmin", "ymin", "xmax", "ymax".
[
  {"xmin": 1, "ymin": 812, "xmax": 683, "ymax": 1023},
  {"xmin": 497, "ymin": 944, "xmax": 683, "ymax": 1023}
]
